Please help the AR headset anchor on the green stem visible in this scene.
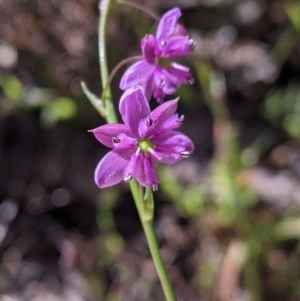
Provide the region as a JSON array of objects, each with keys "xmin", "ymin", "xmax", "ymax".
[
  {"xmin": 143, "ymin": 222, "xmax": 177, "ymax": 301},
  {"xmin": 99, "ymin": 0, "xmax": 118, "ymax": 124},
  {"xmin": 130, "ymin": 181, "xmax": 177, "ymax": 301}
]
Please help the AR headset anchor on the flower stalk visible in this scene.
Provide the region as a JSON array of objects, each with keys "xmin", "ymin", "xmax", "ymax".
[
  {"xmin": 131, "ymin": 181, "xmax": 177, "ymax": 301},
  {"xmin": 98, "ymin": 1, "xmax": 177, "ymax": 300},
  {"xmin": 117, "ymin": 0, "xmax": 160, "ymax": 21},
  {"xmin": 99, "ymin": 0, "xmax": 118, "ymax": 123}
]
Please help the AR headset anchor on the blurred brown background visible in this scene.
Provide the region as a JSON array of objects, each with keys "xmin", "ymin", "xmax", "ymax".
[{"xmin": 1, "ymin": 0, "xmax": 300, "ymax": 300}]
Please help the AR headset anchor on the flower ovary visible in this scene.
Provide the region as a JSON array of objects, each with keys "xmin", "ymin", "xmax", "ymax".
[
  {"xmin": 155, "ymin": 57, "xmax": 172, "ymax": 69},
  {"xmin": 139, "ymin": 139, "xmax": 153, "ymax": 154}
]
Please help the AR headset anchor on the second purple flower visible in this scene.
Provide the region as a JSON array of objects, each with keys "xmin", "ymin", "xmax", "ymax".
[{"xmin": 120, "ymin": 7, "xmax": 195, "ymax": 102}]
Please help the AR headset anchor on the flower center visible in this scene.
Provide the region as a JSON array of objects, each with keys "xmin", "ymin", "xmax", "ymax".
[
  {"xmin": 138, "ymin": 139, "xmax": 153, "ymax": 153},
  {"xmin": 155, "ymin": 57, "xmax": 172, "ymax": 69}
]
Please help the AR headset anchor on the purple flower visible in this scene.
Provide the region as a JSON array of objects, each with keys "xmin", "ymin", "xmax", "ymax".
[
  {"xmin": 92, "ymin": 86, "xmax": 194, "ymax": 190},
  {"xmin": 120, "ymin": 7, "xmax": 195, "ymax": 102}
]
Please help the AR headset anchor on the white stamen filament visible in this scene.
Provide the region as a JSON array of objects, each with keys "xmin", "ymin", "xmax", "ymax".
[
  {"xmin": 177, "ymin": 115, "xmax": 185, "ymax": 123},
  {"xmin": 151, "ymin": 184, "xmax": 158, "ymax": 191},
  {"xmin": 146, "ymin": 117, "xmax": 153, "ymax": 127},
  {"xmin": 148, "ymin": 148, "xmax": 162, "ymax": 161},
  {"xmin": 188, "ymin": 77, "xmax": 194, "ymax": 85},
  {"xmin": 188, "ymin": 38, "xmax": 196, "ymax": 49},
  {"xmin": 112, "ymin": 136, "xmax": 120, "ymax": 143},
  {"xmin": 180, "ymin": 151, "xmax": 191, "ymax": 158}
]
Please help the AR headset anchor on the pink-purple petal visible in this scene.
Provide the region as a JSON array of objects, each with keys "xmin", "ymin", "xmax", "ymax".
[
  {"xmin": 173, "ymin": 23, "xmax": 189, "ymax": 37},
  {"xmin": 141, "ymin": 34, "xmax": 156, "ymax": 63},
  {"xmin": 138, "ymin": 117, "xmax": 152, "ymax": 138},
  {"xmin": 119, "ymin": 86, "xmax": 150, "ymax": 136},
  {"xmin": 150, "ymin": 99, "xmax": 178, "ymax": 124},
  {"xmin": 139, "ymin": 99, "xmax": 179, "ymax": 138},
  {"xmin": 153, "ymin": 68, "xmax": 177, "ymax": 95},
  {"xmin": 153, "ymin": 114, "xmax": 181, "ymax": 137},
  {"xmin": 153, "ymin": 83, "xmax": 165, "ymax": 101},
  {"xmin": 93, "ymin": 124, "xmax": 130, "ymax": 148},
  {"xmin": 158, "ymin": 65, "xmax": 191, "ymax": 95},
  {"xmin": 143, "ymin": 72, "xmax": 156, "ymax": 101},
  {"xmin": 114, "ymin": 133, "xmax": 137, "ymax": 151},
  {"xmin": 156, "ymin": 7, "xmax": 181, "ymax": 45},
  {"xmin": 119, "ymin": 60, "xmax": 155, "ymax": 91},
  {"xmin": 164, "ymin": 36, "xmax": 193, "ymax": 58},
  {"xmin": 153, "ymin": 67, "xmax": 168, "ymax": 93},
  {"xmin": 131, "ymin": 153, "xmax": 159, "ymax": 187},
  {"xmin": 153, "ymin": 131, "xmax": 194, "ymax": 164},
  {"xmin": 94, "ymin": 150, "xmax": 131, "ymax": 188}
]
